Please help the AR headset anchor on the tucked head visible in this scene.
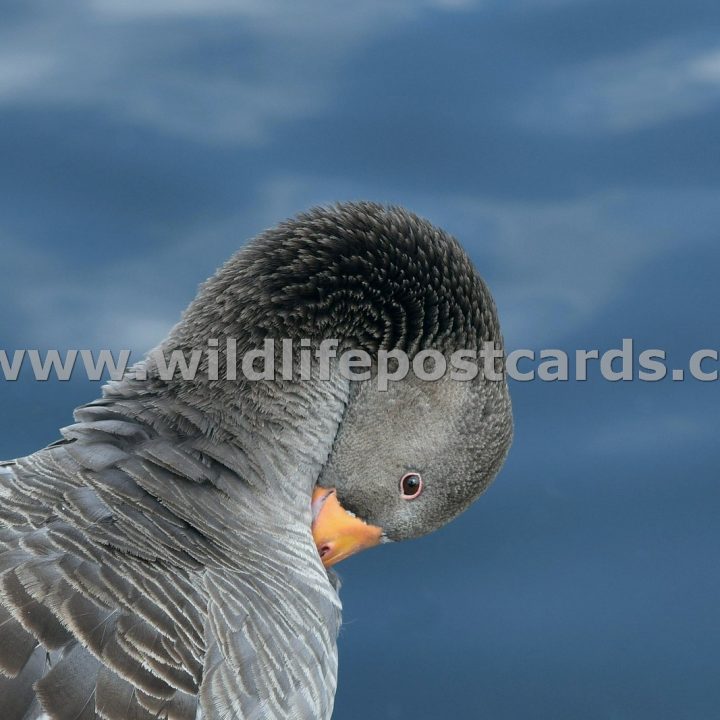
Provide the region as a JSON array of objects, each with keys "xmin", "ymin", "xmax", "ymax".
[
  {"xmin": 312, "ymin": 370, "xmax": 512, "ymax": 565},
  {"xmin": 163, "ymin": 201, "xmax": 512, "ymax": 567},
  {"xmin": 244, "ymin": 202, "xmax": 515, "ymax": 566}
]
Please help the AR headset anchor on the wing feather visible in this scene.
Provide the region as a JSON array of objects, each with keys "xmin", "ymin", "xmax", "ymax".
[{"xmin": 0, "ymin": 403, "xmax": 341, "ymax": 719}]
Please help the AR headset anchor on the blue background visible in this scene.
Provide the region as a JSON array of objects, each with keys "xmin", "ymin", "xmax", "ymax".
[{"xmin": 1, "ymin": 2, "xmax": 718, "ymax": 717}]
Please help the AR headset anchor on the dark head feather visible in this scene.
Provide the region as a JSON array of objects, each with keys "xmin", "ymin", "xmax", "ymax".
[{"xmin": 170, "ymin": 202, "xmax": 501, "ymax": 355}]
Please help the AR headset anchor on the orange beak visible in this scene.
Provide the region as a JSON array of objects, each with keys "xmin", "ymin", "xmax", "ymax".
[{"xmin": 311, "ymin": 487, "xmax": 383, "ymax": 567}]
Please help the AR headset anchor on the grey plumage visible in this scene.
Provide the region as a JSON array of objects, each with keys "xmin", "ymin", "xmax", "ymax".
[{"xmin": 0, "ymin": 202, "xmax": 512, "ymax": 719}]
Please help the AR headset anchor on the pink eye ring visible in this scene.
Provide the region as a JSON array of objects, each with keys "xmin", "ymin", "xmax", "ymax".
[{"xmin": 400, "ymin": 472, "xmax": 423, "ymax": 499}]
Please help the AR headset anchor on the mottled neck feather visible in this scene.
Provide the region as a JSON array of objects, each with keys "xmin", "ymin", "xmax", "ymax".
[{"xmin": 91, "ymin": 369, "xmax": 351, "ymax": 520}]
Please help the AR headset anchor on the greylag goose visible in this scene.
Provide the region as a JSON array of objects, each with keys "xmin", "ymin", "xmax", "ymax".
[{"xmin": 0, "ymin": 202, "xmax": 512, "ymax": 719}]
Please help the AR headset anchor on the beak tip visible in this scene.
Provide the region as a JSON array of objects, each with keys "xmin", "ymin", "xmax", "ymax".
[{"xmin": 311, "ymin": 486, "xmax": 382, "ymax": 567}]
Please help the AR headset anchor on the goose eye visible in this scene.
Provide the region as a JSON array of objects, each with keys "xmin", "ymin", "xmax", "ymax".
[{"xmin": 400, "ymin": 472, "xmax": 423, "ymax": 499}]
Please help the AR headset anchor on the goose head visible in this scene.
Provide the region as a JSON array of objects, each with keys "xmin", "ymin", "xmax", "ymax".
[
  {"xmin": 262, "ymin": 202, "xmax": 512, "ymax": 567},
  {"xmin": 158, "ymin": 201, "xmax": 513, "ymax": 568},
  {"xmin": 312, "ymin": 368, "xmax": 511, "ymax": 565}
]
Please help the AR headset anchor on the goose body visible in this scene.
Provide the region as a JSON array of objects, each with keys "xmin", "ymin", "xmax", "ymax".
[{"xmin": 0, "ymin": 203, "xmax": 512, "ymax": 719}]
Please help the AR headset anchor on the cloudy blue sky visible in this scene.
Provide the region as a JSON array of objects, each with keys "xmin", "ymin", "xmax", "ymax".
[{"xmin": 1, "ymin": 1, "xmax": 719, "ymax": 717}]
